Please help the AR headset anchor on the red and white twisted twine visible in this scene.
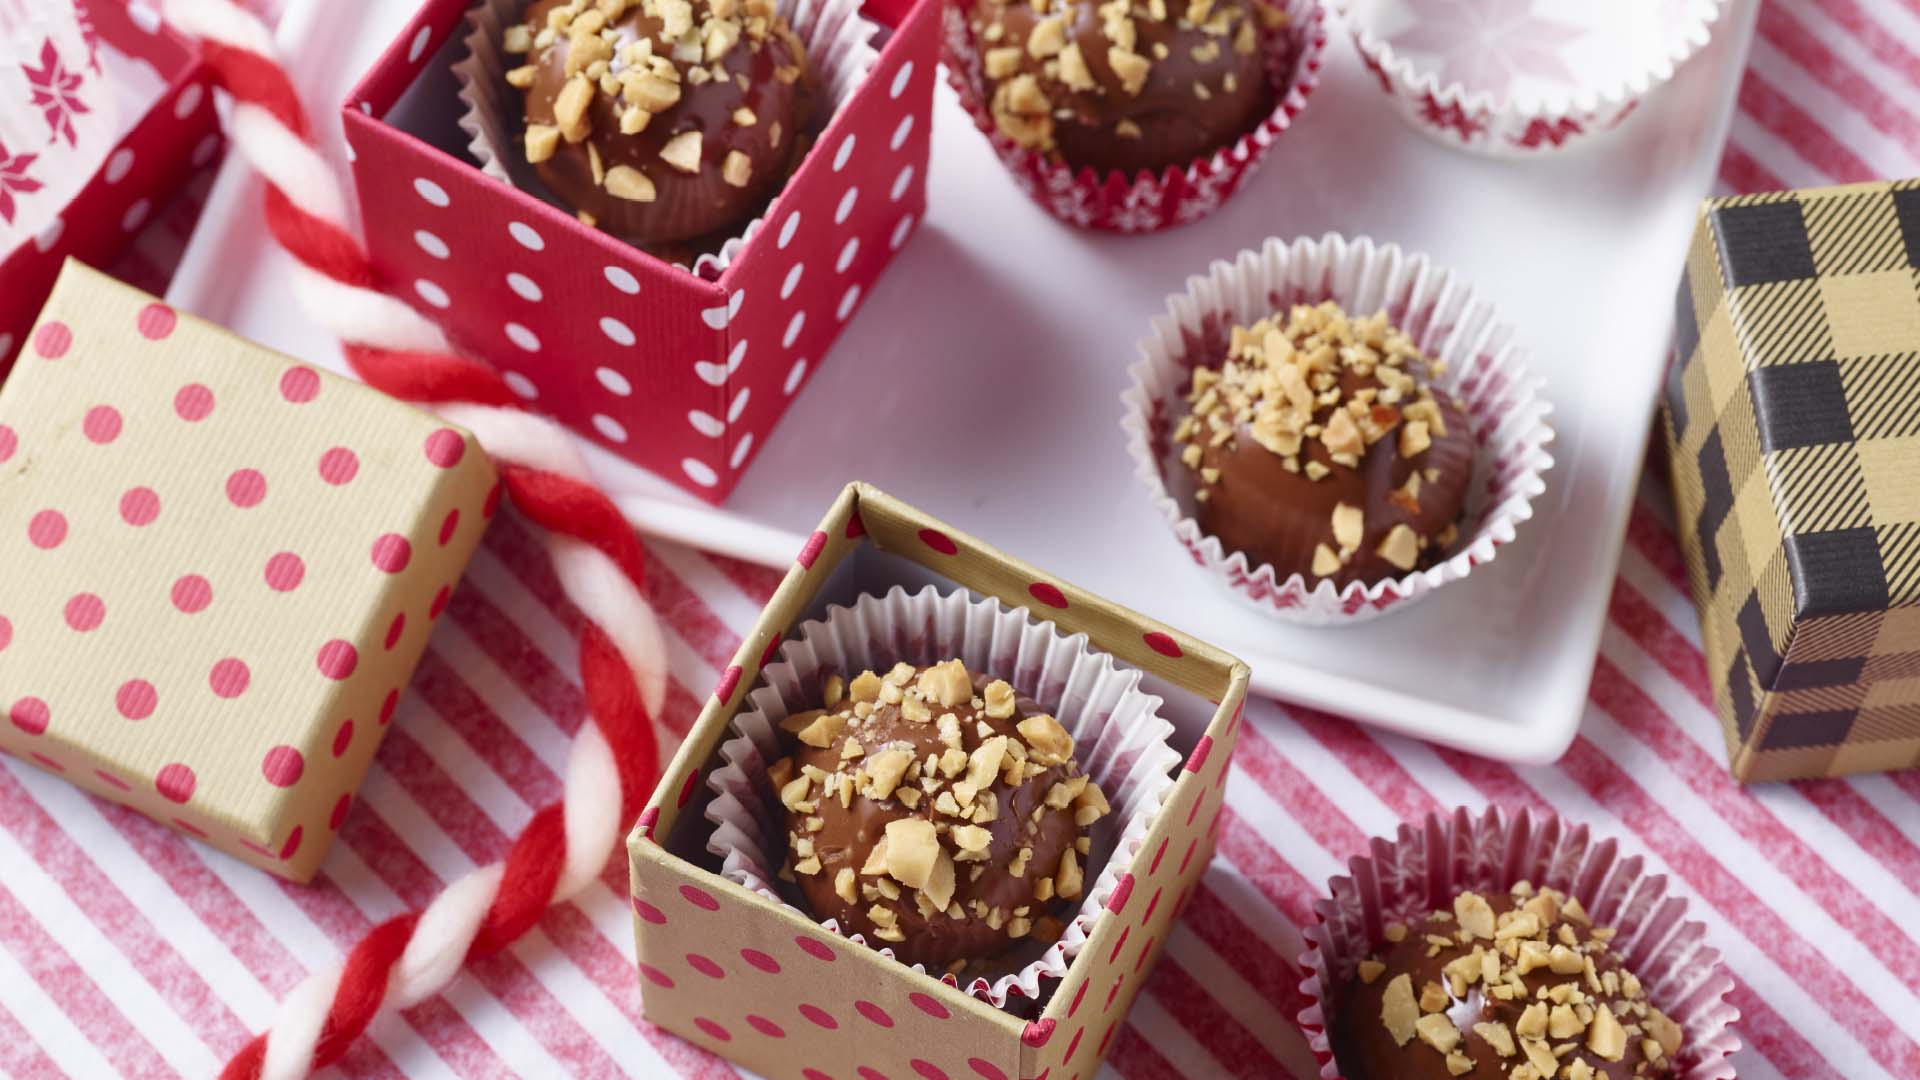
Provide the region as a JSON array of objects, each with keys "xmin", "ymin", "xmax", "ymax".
[{"xmin": 158, "ymin": 2, "xmax": 672, "ymax": 1076}]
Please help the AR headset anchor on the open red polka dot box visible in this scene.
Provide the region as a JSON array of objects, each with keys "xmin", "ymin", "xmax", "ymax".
[
  {"xmin": 0, "ymin": 262, "xmax": 500, "ymax": 882},
  {"xmin": 339, "ymin": 0, "xmax": 937, "ymax": 504},
  {"xmin": 630, "ymin": 483, "xmax": 1247, "ymax": 1080}
]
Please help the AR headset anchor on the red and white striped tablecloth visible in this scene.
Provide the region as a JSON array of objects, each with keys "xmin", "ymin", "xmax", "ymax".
[{"xmin": 7, "ymin": 0, "xmax": 1920, "ymax": 1076}]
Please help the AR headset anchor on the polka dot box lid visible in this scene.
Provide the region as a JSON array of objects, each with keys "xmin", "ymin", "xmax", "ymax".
[
  {"xmin": 0, "ymin": 261, "xmax": 500, "ymax": 883},
  {"xmin": 627, "ymin": 483, "xmax": 1249, "ymax": 1080}
]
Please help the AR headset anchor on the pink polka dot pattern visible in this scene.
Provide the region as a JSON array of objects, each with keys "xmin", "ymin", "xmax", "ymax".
[
  {"xmin": 279, "ymin": 826, "xmax": 303, "ymax": 861},
  {"xmin": 383, "ymin": 612, "xmax": 406, "ymax": 649},
  {"xmin": 279, "ymin": 367, "xmax": 321, "ymax": 403},
  {"xmin": 265, "ymin": 553, "xmax": 305, "ymax": 592},
  {"xmin": 0, "ymin": 615, "xmax": 11, "ymax": 652},
  {"xmin": 33, "ymin": 321, "xmax": 72, "ymax": 358},
  {"xmin": 693, "ymin": 1018, "xmax": 730, "ymax": 1043},
  {"xmin": 740, "ymin": 948, "xmax": 780, "ymax": 974},
  {"xmin": 639, "ymin": 963, "xmax": 674, "ymax": 988},
  {"xmin": 155, "ymin": 763, "xmax": 196, "ymax": 803},
  {"xmin": 908, "ymin": 992, "xmax": 948, "ymax": 1019},
  {"xmin": 424, "ymin": 428, "xmax": 465, "ymax": 467},
  {"xmin": 172, "ymin": 574, "xmax": 213, "ymax": 613},
  {"xmin": 1142, "ymin": 631, "xmax": 1183, "ymax": 658},
  {"xmin": 1028, "ymin": 582, "xmax": 1068, "ymax": 609},
  {"xmin": 225, "ymin": 468, "xmax": 267, "ymax": 508},
  {"xmin": 380, "ymin": 690, "xmax": 400, "ymax": 725},
  {"xmin": 917, "ymin": 528, "xmax": 957, "ymax": 555},
  {"xmin": 329, "ymin": 793, "xmax": 352, "ymax": 829},
  {"xmin": 795, "ymin": 935, "xmax": 835, "ymax": 962},
  {"xmin": 909, "ymin": 1060, "xmax": 947, "ymax": 1080},
  {"xmin": 10, "ymin": 697, "xmax": 50, "ymax": 735},
  {"xmin": 63, "ymin": 594, "xmax": 105, "ymax": 632},
  {"xmin": 83, "ymin": 406, "xmax": 122, "ymax": 444},
  {"xmin": 318, "ymin": 447, "xmax": 359, "ymax": 485},
  {"xmin": 798, "ymin": 1004, "xmax": 837, "ymax": 1030},
  {"xmin": 684, "ymin": 885, "xmax": 720, "ymax": 911},
  {"xmin": 115, "ymin": 679, "xmax": 158, "ymax": 720},
  {"xmin": 686, "ymin": 952, "xmax": 725, "ymax": 979},
  {"xmin": 316, "ymin": 639, "xmax": 359, "ymax": 680},
  {"xmin": 430, "ymin": 585, "xmax": 451, "ymax": 619},
  {"xmin": 967, "ymin": 1060, "xmax": 1006, "ymax": 1080},
  {"xmin": 0, "ymin": 424, "xmax": 15, "ymax": 463},
  {"xmin": 332, "ymin": 720, "xmax": 355, "ymax": 758},
  {"xmin": 438, "ymin": 508, "xmax": 460, "ymax": 545},
  {"xmin": 855, "ymin": 1000, "xmax": 893, "ymax": 1027},
  {"xmin": 632, "ymin": 898, "xmax": 667, "ymax": 925},
  {"xmin": 370, "ymin": 533, "xmax": 412, "ymax": 573},
  {"xmin": 136, "ymin": 304, "xmax": 176, "ymax": 340},
  {"xmin": 261, "ymin": 746, "xmax": 304, "ymax": 787},
  {"xmin": 119, "ymin": 487, "xmax": 161, "ymax": 526},
  {"xmin": 209, "ymin": 658, "xmax": 250, "ymax": 698},
  {"xmin": 28, "ymin": 510, "xmax": 66, "ymax": 549},
  {"xmin": 747, "ymin": 1015, "xmax": 785, "ymax": 1038},
  {"xmin": 173, "ymin": 383, "xmax": 214, "ymax": 421}
]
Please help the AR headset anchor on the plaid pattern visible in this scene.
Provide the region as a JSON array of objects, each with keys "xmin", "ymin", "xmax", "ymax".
[{"xmin": 1665, "ymin": 179, "xmax": 1920, "ymax": 782}]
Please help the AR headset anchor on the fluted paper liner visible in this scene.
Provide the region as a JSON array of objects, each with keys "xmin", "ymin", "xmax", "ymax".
[
  {"xmin": 1298, "ymin": 806, "xmax": 1740, "ymax": 1079},
  {"xmin": 1121, "ymin": 233, "xmax": 1554, "ymax": 625},
  {"xmin": 452, "ymin": 0, "xmax": 879, "ymax": 276},
  {"xmin": 702, "ymin": 585, "xmax": 1180, "ymax": 1009},
  {"xmin": 1333, "ymin": 0, "xmax": 1727, "ymax": 157},
  {"xmin": 940, "ymin": 0, "xmax": 1327, "ymax": 233}
]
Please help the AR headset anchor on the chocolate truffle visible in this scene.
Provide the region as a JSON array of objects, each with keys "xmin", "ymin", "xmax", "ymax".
[
  {"xmin": 1329, "ymin": 884, "xmax": 1686, "ymax": 1080},
  {"xmin": 769, "ymin": 659, "xmax": 1111, "ymax": 971},
  {"xmin": 968, "ymin": 0, "xmax": 1283, "ymax": 177},
  {"xmin": 1175, "ymin": 301, "xmax": 1474, "ymax": 588},
  {"xmin": 506, "ymin": 0, "xmax": 813, "ymax": 247}
]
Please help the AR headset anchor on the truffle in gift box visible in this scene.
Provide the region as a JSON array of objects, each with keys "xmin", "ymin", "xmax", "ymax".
[
  {"xmin": 342, "ymin": 0, "xmax": 937, "ymax": 503},
  {"xmin": 627, "ymin": 483, "xmax": 1248, "ymax": 1080},
  {"xmin": 0, "ymin": 263, "xmax": 499, "ymax": 881},
  {"xmin": 1665, "ymin": 178, "xmax": 1920, "ymax": 783}
]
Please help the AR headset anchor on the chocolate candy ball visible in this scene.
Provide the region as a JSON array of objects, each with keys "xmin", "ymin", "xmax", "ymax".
[
  {"xmin": 1329, "ymin": 885, "xmax": 1686, "ymax": 1080},
  {"xmin": 770, "ymin": 659, "xmax": 1111, "ymax": 971},
  {"xmin": 510, "ymin": 0, "xmax": 813, "ymax": 246},
  {"xmin": 969, "ymin": 0, "xmax": 1277, "ymax": 177},
  {"xmin": 1176, "ymin": 302, "xmax": 1475, "ymax": 589}
]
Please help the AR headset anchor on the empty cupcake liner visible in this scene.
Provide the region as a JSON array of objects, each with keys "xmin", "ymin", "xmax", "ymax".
[
  {"xmin": 0, "ymin": 0, "xmax": 118, "ymax": 250},
  {"xmin": 702, "ymin": 585, "xmax": 1180, "ymax": 1009},
  {"xmin": 452, "ymin": 0, "xmax": 879, "ymax": 276},
  {"xmin": 1121, "ymin": 233, "xmax": 1553, "ymax": 626},
  {"xmin": 1297, "ymin": 806, "xmax": 1740, "ymax": 1079},
  {"xmin": 1334, "ymin": 0, "xmax": 1727, "ymax": 156},
  {"xmin": 940, "ymin": 0, "xmax": 1328, "ymax": 233}
]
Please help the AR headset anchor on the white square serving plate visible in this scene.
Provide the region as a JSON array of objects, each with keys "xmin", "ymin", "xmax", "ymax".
[{"xmin": 168, "ymin": 0, "xmax": 1761, "ymax": 763}]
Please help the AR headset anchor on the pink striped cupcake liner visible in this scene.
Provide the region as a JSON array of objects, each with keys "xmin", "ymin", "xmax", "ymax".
[
  {"xmin": 1121, "ymin": 233, "xmax": 1554, "ymax": 625},
  {"xmin": 940, "ymin": 0, "xmax": 1328, "ymax": 232},
  {"xmin": 1297, "ymin": 806, "xmax": 1741, "ymax": 1078}
]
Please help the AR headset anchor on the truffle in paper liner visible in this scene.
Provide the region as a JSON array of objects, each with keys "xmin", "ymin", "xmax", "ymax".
[
  {"xmin": 452, "ymin": 0, "xmax": 878, "ymax": 275},
  {"xmin": 1298, "ymin": 806, "xmax": 1740, "ymax": 1079},
  {"xmin": 1121, "ymin": 233, "xmax": 1553, "ymax": 625},
  {"xmin": 702, "ymin": 585, "xmax": 1179, "ymax": 1008},
  {"xmin": 939, "ymin": 0, "xmax": 1327, "ymax": 233},
  {"xmin": 1334, "ymin": 0, "xmax": 1727, "ymax": 156}
]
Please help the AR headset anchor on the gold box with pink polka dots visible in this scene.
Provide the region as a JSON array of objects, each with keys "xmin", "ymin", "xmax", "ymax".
[
  {"xmin": 628, "ymin": 483, "xmax": 1248, "ymax": 1080},
  {"xmin": 0, "ymin": 262, "xmax": 500, "ymax": 882}
]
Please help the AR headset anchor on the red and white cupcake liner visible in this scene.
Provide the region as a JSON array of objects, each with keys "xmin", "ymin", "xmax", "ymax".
[
  {"xmin": 1121, "ymin": 233, "xmax": 1554, "ymax": 625},
  {"xmin": 453, "ymin": 0, "xmax": 880, "ymax": 277},
  {"xmin": 701, "ymin": 585, "xmax": 1180, "ymax": 1009},
  {"xmin": 940, "ymin": 0, "xmax": 1328, "ymax": 233},
  {"xmin": 1297, "ymin": 806, "xmax": 1741, "ymax": 1079},
  {"xmin": 0, "ymin": 0, "xmax": 118, "ymax": 250},
  {"xmin": 1334, "ymin": 0, "xmax": 1728, "ymax": 156}
]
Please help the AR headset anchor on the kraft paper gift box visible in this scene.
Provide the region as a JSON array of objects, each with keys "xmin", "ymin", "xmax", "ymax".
[
  {"xmin": 1, "ymin": 0, "xmax": 220, "ymax": 372},
  {"xmin": 627, "ymin": 482, "xmax": 1250, "ymax": 1080},
  {"xmin": 0, "ymin": 263, "xmax": 499, "ymax": 881},
  {"xmin": 341, "ymin": 0, "xmax": 937, "ymax": 504},
  {"xmin": 1665, "ymin": 178, "xmax": 1920, "ymax": 783}
]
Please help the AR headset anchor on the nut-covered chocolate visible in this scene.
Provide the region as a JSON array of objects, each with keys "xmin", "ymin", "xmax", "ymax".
[
  {"xmin": 509, "ymin": 0, "xmax": 813, "ymax": 246},
  {"xmin": 1329, "ymin": 883, "xmax": 1686, "ymax": 1080},
  {"xmin": 769, "ymin": 659, "xmax": 1110, "ymax": 970},
  {"xmin": 1176, "ymin": 301, "xmax": 1474, "ymax": 588},
  {"xmin": 968, "ymin": 0, "xmax": 1283, "ymax": 176}
]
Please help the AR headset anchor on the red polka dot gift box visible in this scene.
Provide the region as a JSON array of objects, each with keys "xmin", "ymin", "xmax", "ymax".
[
  {"xmin": 0, "ymin": 0, "xmax": 220, "ymax": 374},
  {"xmin": 0, "ymin": 262, "xmax": 500, "ymax": 882},
  {"xmin": 628, "ymin": 483, "xmax": 1249, "ymax": 1080},
  {"xmin": 338, "ymin": 0, "xmax": 936, "ymax": 504}
]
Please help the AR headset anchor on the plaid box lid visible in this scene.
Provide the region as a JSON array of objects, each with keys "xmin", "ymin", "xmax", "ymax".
[{"xmin": 1665, "ymin": 178, "xmax": 1920, "ymax": 782}]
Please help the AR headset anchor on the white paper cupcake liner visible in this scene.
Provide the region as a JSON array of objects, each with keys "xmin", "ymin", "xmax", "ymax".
[
  {"xmin": 1333, "ymin": 0, "xmax": 1727, "ymax": 157},
  {"xmin": 702, "ymin": 585, "xmax": 1180, "ymax": 1008},
  {"xmin": 1121, "ymin": 233, "xmax": 1554, "ymax": 626},
  {"xmin": 940, "ymin": 0, "xmax": 1328, "ymax": 233},
  {"xmin": 452, "ymin": 0, "xmax": 879, "ymax": 276},
  {"xmin": 0, "ymin": 0, "xmax": 118, "ymax": 250},
  {"xmin": 1298, "ymin": 806, "xmax": 1740, "ymax": 1079}
]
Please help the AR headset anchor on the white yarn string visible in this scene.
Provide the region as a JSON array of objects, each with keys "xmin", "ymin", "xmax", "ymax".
[{"xmin": 159, "ymin": 1, "xmax": 669, "ymax": 1075}]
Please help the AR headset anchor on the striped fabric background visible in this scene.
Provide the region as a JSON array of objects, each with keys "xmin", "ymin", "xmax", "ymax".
[{"xmin": 8, "ymin": 0, "xmax": 1920, "ymax": 1076}]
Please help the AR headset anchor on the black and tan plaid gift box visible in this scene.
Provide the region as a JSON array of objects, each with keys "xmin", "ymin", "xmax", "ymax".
[{"xmin": 1664, "ymin": 179, "xmax": 1920, "ymax": 783}]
